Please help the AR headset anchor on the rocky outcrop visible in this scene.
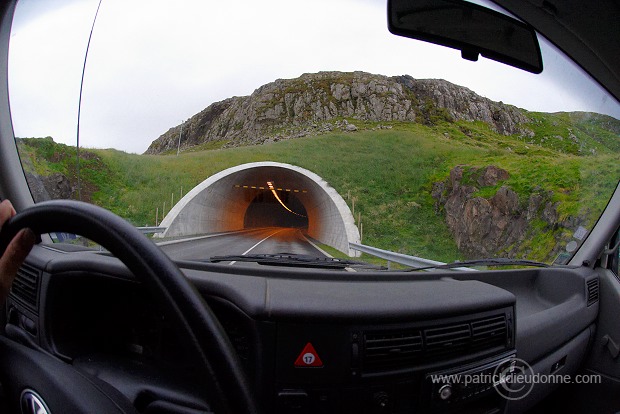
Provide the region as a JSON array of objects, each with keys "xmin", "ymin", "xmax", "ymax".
[
  {"xmin": 432, "ymin": 165, "xmax": 560, "ymax": 258},
  {"xmin": 396, "ymin": 77, "xmax": 529, "ymax": 134},
  {"xmin": 25, "ymin": 172, "xmax": 73, "ymax": 202},
  {"xmin": 145, "ymin": 71, "xmax": 530, "ymax": 154},
  {"xmin": 17, "ymin": 137, "xmax": 105, "ymax": 203}
]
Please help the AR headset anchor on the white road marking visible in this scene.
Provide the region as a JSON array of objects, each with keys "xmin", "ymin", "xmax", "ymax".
[
  {"xmin": 300, "ymin": 232, "xmax": 357, "ymax": 272},
  {"xmin": 156, "ymin": 228, "xmax": 267, "ymax": 246},
  {"xmin": 229, "ymin": 228, "xmax": 286, "ymax": 265},
  {"xmin": 299, "ymin": 233, "xmax": 332, "ymax": 257}
]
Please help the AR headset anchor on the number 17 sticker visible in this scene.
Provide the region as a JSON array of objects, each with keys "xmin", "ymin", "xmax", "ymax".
[{"xmin": 294, "ymin": 342, "xmax": 324, "ymax": 367}]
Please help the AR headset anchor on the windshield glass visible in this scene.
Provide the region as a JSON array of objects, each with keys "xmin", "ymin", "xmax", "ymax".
[{"xmin": 7, "ymin": 0, "xmax": 620, "ymax": 268}]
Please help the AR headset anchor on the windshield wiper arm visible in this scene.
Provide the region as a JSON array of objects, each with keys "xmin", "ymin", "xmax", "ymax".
[
  {"xmin": 208, "ymin": 253, "xmax": 365, "ymax": 269},
  {"xmin": 406, "ymin": 258, "xmax": 550, "ymax": 271}
]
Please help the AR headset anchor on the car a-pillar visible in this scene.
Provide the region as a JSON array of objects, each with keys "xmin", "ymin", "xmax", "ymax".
[{"xmin": 158, "ymin": 162, "xmax": 361, "ymax": 257}]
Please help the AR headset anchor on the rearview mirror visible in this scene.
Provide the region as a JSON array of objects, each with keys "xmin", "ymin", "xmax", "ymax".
[{"xmin": 388, "ymin": 0, "xmax": 543, "ymax": 74}]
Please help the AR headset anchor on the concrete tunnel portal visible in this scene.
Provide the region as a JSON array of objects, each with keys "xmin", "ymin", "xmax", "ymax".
[{"xmin": 159, "ymin": 162, "xmax": 361, "ymax": 256}]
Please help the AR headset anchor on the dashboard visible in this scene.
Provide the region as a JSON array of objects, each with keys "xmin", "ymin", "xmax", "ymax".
[{"xmin": 5, "ymin": 244, "xmax": 599, "ymax": 413}]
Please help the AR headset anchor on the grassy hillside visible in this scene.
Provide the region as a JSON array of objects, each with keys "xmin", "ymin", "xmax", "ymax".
[
  {"xmin": 16, "ymin": 116, "xmax": 620, "ymax": 263},
  {"xmin": 524, "ymin": 111, "xmax": 620, "ymax": 154}
]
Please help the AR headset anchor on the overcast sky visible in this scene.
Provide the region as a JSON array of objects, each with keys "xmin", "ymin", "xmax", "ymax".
[{"xmin": 8, "ymin": 0, "xmax": 620, "ymax": 154}]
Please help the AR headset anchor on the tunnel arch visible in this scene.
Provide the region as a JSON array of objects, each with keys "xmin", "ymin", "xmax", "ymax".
[{"xmin": 158, "ymin": 162, "xmax": 360, "ymax": 256}]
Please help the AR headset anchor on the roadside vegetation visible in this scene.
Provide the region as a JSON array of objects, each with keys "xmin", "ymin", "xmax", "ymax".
[{"xmin": 15, "ymin": 113, "xmax": 620, "ymax": 263}]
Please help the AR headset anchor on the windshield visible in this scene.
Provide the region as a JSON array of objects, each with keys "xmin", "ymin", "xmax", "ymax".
[{"xmin": 7, "ymin": 0, "xmax": 620, "ymax": 268}]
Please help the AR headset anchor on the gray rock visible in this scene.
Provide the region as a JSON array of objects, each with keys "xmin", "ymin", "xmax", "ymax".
[
  {"xmin": 477, "ymin": 165, "xmax": 510, "ymax": 187},
  {"xmin": 145, "ymin": 71, "xmax": 530, "ymax": 154},
  {"xmin": 432, "ymin": 165, "xmax": 565, "ymax": 259},
  {"xmin": 25, "ymin": 172, "xmax": 73, "ymax": 202}
]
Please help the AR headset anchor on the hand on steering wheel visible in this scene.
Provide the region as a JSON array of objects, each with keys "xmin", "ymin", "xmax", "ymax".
[
  {"xmin": 0, "ymin": 200, "xmax": 260, "ymax": 414},
  {"xmin": 0, "ymin": 199, "xmax": 35, "ymax": 303}
]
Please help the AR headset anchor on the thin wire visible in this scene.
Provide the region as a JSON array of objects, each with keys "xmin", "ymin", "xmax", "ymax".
[{"xmin": 76, "ymin": 0, "xmax": 103, "ymax": 201}]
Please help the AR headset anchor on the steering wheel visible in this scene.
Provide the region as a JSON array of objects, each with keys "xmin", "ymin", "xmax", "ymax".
[{"xmin": 0, "ymin": 200, "xmax": 260, "ymax": 414}]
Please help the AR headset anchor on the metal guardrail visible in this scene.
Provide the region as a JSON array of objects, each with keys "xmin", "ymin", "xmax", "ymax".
[
  {"xmin": 349, "ymin": 242, "xmax": 476, "ymax": 271},
  {"xmin": 137, "ymin": 226, "xmax": 167, "ymax": 234}
]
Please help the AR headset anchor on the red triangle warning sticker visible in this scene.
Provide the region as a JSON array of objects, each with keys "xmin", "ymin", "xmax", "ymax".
[{"xmin": 294, "ymin": 342, "xmax": 324, "ymax": 367}]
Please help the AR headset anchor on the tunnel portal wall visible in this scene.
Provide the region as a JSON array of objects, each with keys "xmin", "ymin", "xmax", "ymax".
[{"xmin": 159, "ymin": 162, "xmax": 360, "ymax": 256}]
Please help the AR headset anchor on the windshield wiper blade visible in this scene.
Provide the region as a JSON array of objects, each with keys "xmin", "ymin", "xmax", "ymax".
[
  {"xmin": 406, "ymin": 258, "xmax": 550, "ymax": 271},
  {"xmin": 208, "ymin": 253, "xmax": 365, "ymax": 269}
]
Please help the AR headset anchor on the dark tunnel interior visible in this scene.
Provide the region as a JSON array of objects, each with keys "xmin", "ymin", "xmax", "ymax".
[{"xmin": 244, "ymin": 190, "xmax": 309, "ymax": 228}]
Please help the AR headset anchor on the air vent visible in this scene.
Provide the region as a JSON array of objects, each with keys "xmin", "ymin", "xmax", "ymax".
[
  {"xmin": 363, "ymin": 314, "xmax": 508, "ymax": 373},
  {"xmin": 424, "ymin": 324, "xmax": 471, "ymax": 357},
  {"xmin": 586, "ymin": 278, "xmax": 599, "ymax": 306},
  {"xmin": 471, "ymin": 315, "xmax": 508, "ymax": 351},
  {"xmin": 10, "ymin": 264, "xmax": 40, "ymax": 311},
  {"xmin": 363, "ymin": 330, "xmax": 423, "ymax": 371}
]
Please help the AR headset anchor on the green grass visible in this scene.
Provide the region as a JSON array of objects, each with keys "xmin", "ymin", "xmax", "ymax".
[
  {"xmin": 522, "ymin": 111, "xmax": 620, "ymax": 155},
  {"xmin": 159, "ymin": 139, "xmax": 230, "ymax": 155},
  {"xmin": 16, "ymin": 117, "xmax": 620, "ymax": 263}
]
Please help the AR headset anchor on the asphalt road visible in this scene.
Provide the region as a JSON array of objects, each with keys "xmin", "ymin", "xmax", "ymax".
[{"xmin": 157, "ymin": 227, "xmax": 327, "ymax": 265}]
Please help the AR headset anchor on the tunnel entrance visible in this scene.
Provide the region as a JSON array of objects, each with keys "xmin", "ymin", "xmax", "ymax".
[
  {"xmin": 244, "ymin": 190, "xmax": 308, "ymax": 228},
  {"xmin": 159, "ymin": 162, "xmax": 360, "ymax": 256}
]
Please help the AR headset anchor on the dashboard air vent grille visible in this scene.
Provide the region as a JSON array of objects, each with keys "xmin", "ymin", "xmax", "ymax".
[
  {"xmin": 363, "ymin": 330, "xmax": 423, "ymax": 371},
  {"xmin": 424, "ymin": 323, "xmax": 471, "ymax": 357},
  {"xmin": 471, "ymin": 315, "xmax": 508, "ymax": 351},
  {"xmin": 586, "ymin": 278, "xmax": 599, "ymax": 306},
  {"xmin": 10, "ymin": 264, "xmax": 41, "ymax": 311},
  {"xmin": 363, "ymin": 313, "xmax": 508, "ymax": 373}
]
